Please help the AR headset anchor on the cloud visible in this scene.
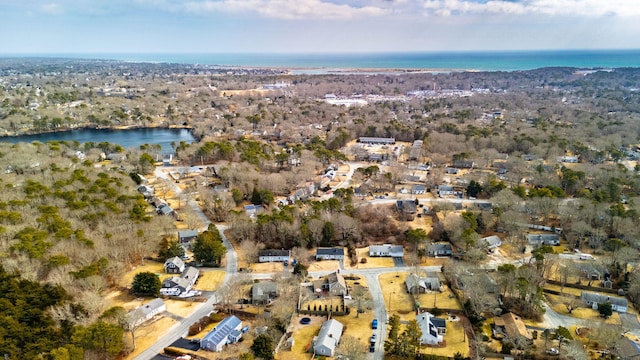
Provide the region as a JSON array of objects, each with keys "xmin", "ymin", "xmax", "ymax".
[
  {"xmin": 40, "ymin": 3, "xmax": 63, "ymax": 15},
  {"xmin": 177, "ymin": 0, "xmax": 389, "ymax": 19},
  {"xmin": 421, "ymin": 0, "xmax": 640, "ymax": 17}
]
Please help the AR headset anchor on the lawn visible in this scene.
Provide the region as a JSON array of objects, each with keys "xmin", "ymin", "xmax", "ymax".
[
  {"xmin": 308, "ymin": 259, "xmax": 341, "ymax": 272},
  {"xmin": 333, "ymin": 307, "xmax": 375, "ymax": 347},
  {"xmin": 416, "ymin": 285, "xmax": 463, "ymax": 310},
  {"xmin": 378, "ymin": 272, "xmax": 415, "ymax": 321},
  {"xmin": 419, "ymin": 317, "xmax": 470, "ymax": 358},
  {"xmin": 280, "ymin": 323, "xmax": 321, "ymax": 360},
  {"xmin": 543, "ymin": 283, "xmax": 583, "ymax": 297},
  {"xmin": 251, "ymin": 262, "xmax": 285, "ymax": 273},
  {"xmin": 550, "ymin": 300, "xmax": 622, "ymax": 325},
  {"xmin": 197, "ymin": 269, "xmax": 226, "ymax": 291},
  {"xmin": 343, "ymin": 247, "xmax": 394, "ymax": 270},
  {"xmin": 118, "ymin": 260, "xmax": 167, "ymax": 288},
  {"xmin": 122, "ymin": 317, "xmax": 177, "ymax": 359}
]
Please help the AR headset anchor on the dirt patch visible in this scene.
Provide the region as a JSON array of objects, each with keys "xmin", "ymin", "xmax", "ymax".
[
  {"xmin": 251, "ymin": 262, "xmax": 285, "ymax": 272},
  {"xmin": 308, "ymin": 260, "xmax": 341, "ymax": 272}
]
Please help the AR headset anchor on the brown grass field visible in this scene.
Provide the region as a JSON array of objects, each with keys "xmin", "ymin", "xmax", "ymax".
[
  {"xmin": 308, "ymin": 259, "xmax": 342, "ymax": 272},
  {"xmin": 197, "ymin": 269, "xmax": 226, "ymax": 291},
  {"xmin": 343, "ymin": 247, "xmax": 395, "ymax": 270}
]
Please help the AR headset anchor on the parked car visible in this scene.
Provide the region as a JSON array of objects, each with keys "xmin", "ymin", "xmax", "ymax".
[
  {"xmin": 371, "ymin": 319, "xmax": 378, "ymax": 329},
  {"xmin": 370, "ymin": 334, "xmax": 377, "ymax": 343},
  {"xmin": 369, "ymin": 344, "xmax": 375, "ymax": 353},
  {"xmin": 546, "ymin": 348, "xmax": 559, "ymax": 355}
]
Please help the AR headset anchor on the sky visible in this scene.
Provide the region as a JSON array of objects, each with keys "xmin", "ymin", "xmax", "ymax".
[{"xmin": 1, "ymin": 0, "xmax": 639, "ymax": 54}]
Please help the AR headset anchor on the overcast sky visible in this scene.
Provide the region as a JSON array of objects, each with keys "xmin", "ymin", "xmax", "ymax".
[{"xmin": 1, "ymin": 0, "xmax": 639, "ymax": 54}]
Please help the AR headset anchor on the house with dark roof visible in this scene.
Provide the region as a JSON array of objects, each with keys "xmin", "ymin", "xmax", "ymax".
[
  {"xmin": 313, "ymin": 319, "xmax": 343, "ymax": 356},
  {"xmin": 358, "ymin": 137, "xmax": 395, "ymax": 145},
  {"xmin": 396, "ymin": 200, "xmax": 417, "ymax": 214},
  {"xmin": 427, "ymin": 243, "xmax": 453, "ymax": 257},
  {"xmin": 201, "ymin": 315, "xmax": 243, "ymax": 352},
  {"xmin": 369, "ymin": 244, "xmax": 404, "ymax": 257},
  {"xmin": 581, "ymin": 291, "xmax": 628, "ymax": 313},
  {"xmin": 416, "ymin": 312, "xmax": 445, "ymax": 345},
  {"xmin": 160, "ymin": 276, "xmax": 192, "ymax": 296},
  {"xmin": 526, "ymin": 233, "xmax": 560, "ymax": 246},
  {"xmin": 164, "ymin": 256, "xmax": 185, "ymax": 274},
  {"xmin": 315, "ymin": 247, "xmax": 345, "ymax": 260},
  {"xmin": 252, "ymin": 282, "xmax": 278, "ymax": 305},
  {"xmin": 127, "ymin": 298, "xmax": 166, "ymax": 327},
  {"xmin": 258, "ymin": 249, "xmax": 291, "ymax": 263},
  {"xmin": 178, "ymin": 230, "xmax": 198, "ymax": 243},
  {"xmin": 411, "ymin": 184, "xmax": 427, "ymax": 194}
]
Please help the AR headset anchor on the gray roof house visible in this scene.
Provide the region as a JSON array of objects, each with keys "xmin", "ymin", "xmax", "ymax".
[
  {"xmin": 164, "ymin": 256, "xmax": 185, "ymax": 274},
  {"xmin": 396, "ymin": 200, "xmax": 418, "ymax": 214},
  {"xmin": 178, "ymin": 230, "xmax": 198, "ymax": 243},
  {"xmin": 252, "ymin": 282, "xmax": 278, "ymax": 304},
  {"xmin": 181, "ymin": 266, "xmax": 200, "ymax": 286},
  {"xmin": 127, "ymin": 298, "xmax": 166, "ymax": 327},
  {"xmin": 416, "ymin": 312, "xmax": 445, "ymax": 345},
  {"xmin": 314, "ymin": 271, "xmax": 347, "ymax": 296},
  {"xmin": 526, "ymin": 233, "xmax": 560, "ymax": 246},
  {"xmin": 369, "ymin": 244, "xmax": 404, "ymax": 257},
  {"xmin": 427, "ymin": 243, "xmax": 453, "ymax": 257},
  {"xmin": 581, "ymin": 291, "xmax": 628, "ymax": 313},
  {"xmin": 315, "ymin": 247, "xmax": 345, "ymax": 260},
  {"xmin": 411, "ymin": 184, "xmax": 427, "ymax": 194},
  {"xmin": 313, "ymin": 319, "xmax": 344, "ymax": 356},
  {"xmin": 201, "ymin": 315, "xmax": 243, "ymax": 352},
  {"xmin": 482, "ymin": 235, "xmax": 503, "ymax": 249},
  {"xmin": 160, "ymin": 276, "xmax": 192, "ymax": 296},
  {"xmin": 258, "ymin": 249, "xmax": 291, "ymax": 263},
  {"xmin": 405, "ymin": 273, "xmax": 441, "ymax": 294}
]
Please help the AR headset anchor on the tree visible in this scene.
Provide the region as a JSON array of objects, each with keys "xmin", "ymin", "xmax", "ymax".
[
  {"xmin": 466, "ymin": 180, "xmax": 483, "ymax": 198},
  {"xmin": 251, "ymin": 334, "xmax": 274, "ymax": 360},
  {"xmin": 192, "ymin": 225, "xmax": 227, "ymax": 266},
  {"xmin": 384, "ymin": 314, "xmax": 401, "ymax": 355},
  {"xmin": 405, "ymin": 227, "xmax": 428, "ymax": 252},
  {"xmin": 401, "ymin": 319, "xmax": 422, "ymax": 357},
  {"xmin": 598, "ymin": 302, "xmax": 613, "ymax": 318},
  {"xmin": 131, "ymin": 271, "xmax": 161, "ymax": 297},
  {"xmin": 158, "ymin": 237, "xmax": 185, "ymax": 260},
  {"xmin": 72, "ymin": 320, "xmax": 124, "ymax": 359},
  {"xmin": 138, "ymin": 153, "xmax": 156, "ymax": 174},
  {"xmin": 337, "ymin": 335, "xmax": 367, "ymax": 360},
  {"xmin": 351, "ymin": 284, "xmax": 372, "ymax": 317}
]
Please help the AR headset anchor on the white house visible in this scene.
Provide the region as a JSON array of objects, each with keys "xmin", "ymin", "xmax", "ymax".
[
  {"xmin": 369, "ymin": 244, "xmax": 404, "ymax": 257},
  {"xmin": 201, "ymin": 315, "xmax": 243, "ymax": 352},
  {"xmin": 416, "ymin": 312, "xmax": 445, "ymax": 345},
  {"xmin": 127, "ymin": 298, "xmax": 166, "ymax": 327},
  {"xmin": 258, "ymin": 249, "xmax": 291, "ymax": 263},
  {"xmin": 313, "ymin": 319, "xmax": 343, "ymax": 356},
  {"xmin": 164, "ymin": 256, "xmax": 185, "ymax": 274},
  {"xmin": 482, "ymin": 235, "xmax": 503, "ymax": 249},
  {"xmin": 581, "ymin": 292, "xmax": 628, "ymax": 313}
]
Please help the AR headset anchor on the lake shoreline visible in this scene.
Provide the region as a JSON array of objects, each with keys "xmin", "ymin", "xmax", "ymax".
[{"xmin": 0, "ymin": 123, "xmax": 197, "ymax": 141}]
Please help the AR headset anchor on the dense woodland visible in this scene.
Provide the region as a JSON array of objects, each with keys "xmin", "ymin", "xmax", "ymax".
[{"xmin": 2, "ymin": 59, "xmax": 640, "ymax": 358}]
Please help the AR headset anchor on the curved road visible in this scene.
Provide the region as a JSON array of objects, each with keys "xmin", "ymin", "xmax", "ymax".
[{"xmin": 134, "ymin": 169, "xmax": 238, "ymax": 360}]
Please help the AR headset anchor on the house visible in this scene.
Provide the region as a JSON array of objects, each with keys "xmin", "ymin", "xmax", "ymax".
[
  {"xmin": 454, "ymin": 272, "xmax": 499, "ymax": 294},
  {"xmin": 354, "ymin": 187, "xmax": 368, "ymax": 197},
  {"xmin": 445, "ymin": 168, "xmax": 461, "ymax": 175},
  {"xmin": 164, "ymin": 256, "xmax": 185, "ymax": 274},
  {"xmin": 314, "ymin": 271, "xmax": 348, "ymax": 296},
  {"xmin": 396, "ymin": 200, "xmax": 418, "ymax": 214},
  {"xmin": 201, "ymin": 315, "xmax": 244, "ymax": 352},
  {"xmin": 157, "ymin": 204, "xmax": 175, "ymax": 216},
  {"xmin": 452, "ymin": 160, "xmax": 475, "ymax": 169},
  {"xmin": 405, "ymin": 273, "xmax": 441, "ymax": 294},
  {"xmin": 437, "ymin": 185, "xmax": 455, "ymax": 197},
  {"xmin": 258, "ymin": 249, "xmax": 291, "ymax": 263},
  {"xmin": 482, "ymin": 235, "xmax": 503, "ymax": 249},
  {"xmin": 149, "ymin": 197, "xmax": 166, "ymax": 209},
  {"xmin": 526, "ymin": 233, "xmax": 560, "ymax": 246},
  {"xmin": 181, "ymin": 266, "xmax": 200, "ymax": 286},
  {"xmin": 616, "ymin": 337, "xmax": 640, "ymax": 359},
  {"xmin": 416, "ymin": 312, "xmax": 445, "ymax": 345},
  {"xmin": 313, "ymin": 319, "xmax": 344, "ymax": 356},
  {"xmin": 315, "ymin": 247, "xmax": 345, "ymax": 260},
  {"xmin": 160, "ymin": 276, "xmax": 192, "ymax": 296},
  {"xmin": 581, "ymin": 292, "xmax": 628, "ymax": 313},
  {"xmin": 369, "ymin": 244, "xmax": 404, "ymax": 257},
  {"xmin": 127, "ymin": 298, "xmax": 166, "ymax": 327},
  {"xmin": 427, "ymin": 243, "xmax": 453, "ymax": 257},
  {"xmin": 358, "ymin": 137, "xmax": 395, "ymax": 145},
  {"xmin": 178, "ymin": 230, "xmax": 198, "ymax": 243},
  {"xmin": 493, "ymin": 313, "xmax": 532, "ymax": 342},
  {"xmin": 137, "ymin": 185, "xmax": 154, "ymax": 199},
  {"xmin": 252, "ymin": 282, "xmax": 278, "ymax": 305},
  {"xmin": 411, "ymin": 184, "xmax": 427, "ymax": 194}
]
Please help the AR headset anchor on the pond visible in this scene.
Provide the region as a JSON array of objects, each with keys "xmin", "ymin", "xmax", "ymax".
[{"xmin": 0, "ymin": 128, "xmax": 196, "ymax": 153}]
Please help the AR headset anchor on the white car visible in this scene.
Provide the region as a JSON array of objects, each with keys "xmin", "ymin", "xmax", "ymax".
[{"xmin": 546, "ymin": 348, "xmax": 559, "ymax": 355}]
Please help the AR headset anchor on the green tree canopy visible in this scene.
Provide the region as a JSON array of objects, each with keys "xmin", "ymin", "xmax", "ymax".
[
  {"xmin": 192, "ymin": 226, "xmax": 227, "ymax": 265},
  {"xmin": 250, "ymin": 334, "xmax": 274, "ymax": 360},
  {"xmin": 131, "ymin": 271, "xmax": 161, "ymax": 297}
]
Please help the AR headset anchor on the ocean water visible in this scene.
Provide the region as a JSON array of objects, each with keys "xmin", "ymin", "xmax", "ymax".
[{"xmin": 13, "ymin": 50, "xmax": 640, "ymax": 71}]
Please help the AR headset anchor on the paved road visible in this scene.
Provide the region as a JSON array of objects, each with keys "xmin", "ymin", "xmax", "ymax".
[{"xmin": 134, "ymin": 169, "xmax": 238, "ymax": 360}]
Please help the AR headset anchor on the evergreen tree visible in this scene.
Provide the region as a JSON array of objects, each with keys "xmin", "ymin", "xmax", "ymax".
[
  {"xmin": 192, "ymin": 225, "xmax": 226, "ymax": 265},
  {"xmin": 401, "ymin": 319, "xmax": 422, "ymax": 357},
  {"xmin": 132, "ymin": 271, "xmax": 161, "ymax": 297},
  {"xmin": 250, "ymin": 334, "xmax": 274, "ymax": 360},
  {"xmin": 384, "ymin": 314, "xmax": 401, "ymax": 355}
]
